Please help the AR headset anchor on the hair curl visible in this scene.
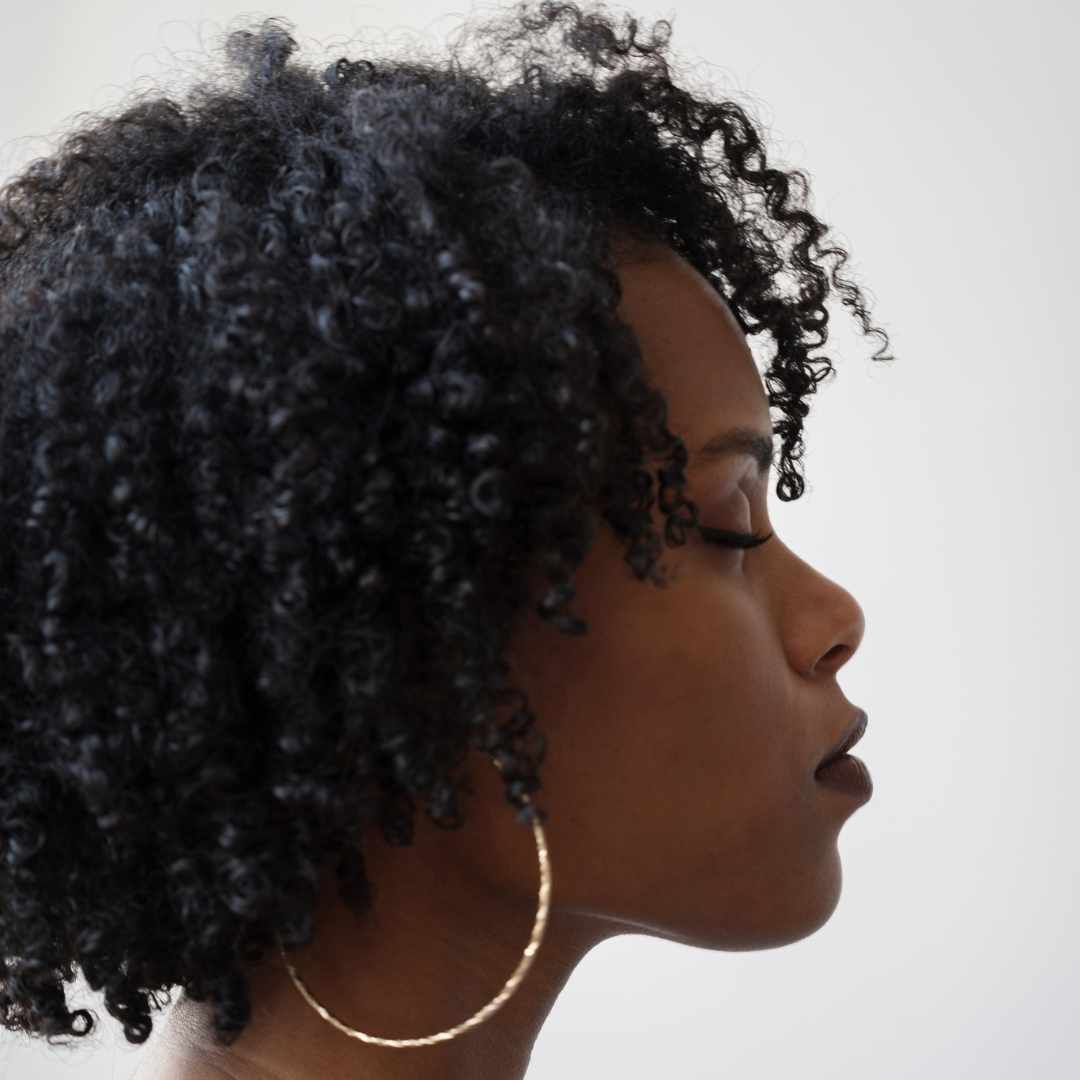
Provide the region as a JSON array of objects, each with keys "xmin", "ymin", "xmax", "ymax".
[{"xmin": 0, "ymin": 0, "xmax": 892, "ymax": 1050}]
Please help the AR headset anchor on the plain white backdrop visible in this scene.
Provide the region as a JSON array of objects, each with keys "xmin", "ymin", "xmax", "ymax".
[{"xmin": 0, "ymin": 1, "xmax": 1076, "ymax": 1077}]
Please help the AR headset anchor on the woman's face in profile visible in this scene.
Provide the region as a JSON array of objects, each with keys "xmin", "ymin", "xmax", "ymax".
[
  {"xmin": 501, "ymin": 244, "xmax": 868, "ymax": 951},
  {"xmin": 136, "ymin": 244, "xmax": 874, "ymax": 1080}
]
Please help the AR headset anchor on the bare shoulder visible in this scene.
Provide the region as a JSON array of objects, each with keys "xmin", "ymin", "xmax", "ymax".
[
  {"xmin": 132, "ymin": 1051, "xmax": 241, "ymax": 1080},
  {"xmin": 130, "ymin": 1049, "xmax": 234, "ymax": 1080},
  {"xmin": 157, "ymin": 1066, "xmax": 236, "ymax": 1080}
]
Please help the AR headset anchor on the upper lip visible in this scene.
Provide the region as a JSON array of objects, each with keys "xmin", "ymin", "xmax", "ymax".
[{"xmin": 816, "ymin": 708, "xmax": 868, "ymax": 772}]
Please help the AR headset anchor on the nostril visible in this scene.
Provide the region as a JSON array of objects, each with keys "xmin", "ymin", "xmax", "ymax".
[{"xmin": 815, "ymin": 642, "xmax": 851, "ymax": 675}]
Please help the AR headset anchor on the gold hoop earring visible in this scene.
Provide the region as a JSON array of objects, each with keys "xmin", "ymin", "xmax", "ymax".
[{"xmin": 277, "ymin": 755, "xmax": 551, "ymax": 1047}]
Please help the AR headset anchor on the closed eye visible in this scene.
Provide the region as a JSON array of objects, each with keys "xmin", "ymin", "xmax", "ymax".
[{"xmin": 699, "ymin": 526, "xmax": 774, "ymax": 550}]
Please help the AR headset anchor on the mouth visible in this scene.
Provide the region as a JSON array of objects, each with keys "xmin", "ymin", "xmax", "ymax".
[{"xmin": 816, "ymin": 709, "xmax": 868, "ymax": 774}]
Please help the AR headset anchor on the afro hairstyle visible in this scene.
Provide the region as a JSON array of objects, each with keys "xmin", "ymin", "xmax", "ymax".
[{"xmin": 0, "ymin": 0, "xmax": 892, "ymax": 1050}]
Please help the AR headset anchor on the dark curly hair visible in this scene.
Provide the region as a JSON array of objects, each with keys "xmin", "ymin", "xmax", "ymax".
[{"xmin": 0, "ymin": 0, "xmax": 892, "ymax": 1051}]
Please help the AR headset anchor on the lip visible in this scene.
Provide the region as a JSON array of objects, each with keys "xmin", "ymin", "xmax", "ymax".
[{"xmin": 816, "ymin": 708, "xmax": 868, "ymax": 773}]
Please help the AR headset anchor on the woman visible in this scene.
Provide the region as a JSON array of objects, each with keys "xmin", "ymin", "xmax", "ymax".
[{"xmin": 0, "ymin": 4, "xmax": 893, "ymax": 1078}]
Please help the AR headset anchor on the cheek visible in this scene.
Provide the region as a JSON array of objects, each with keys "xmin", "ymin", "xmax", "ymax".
[
  {"xmin": 612, "ymin": 588, "xmax": 806, "ymax": 842},
  {"xmin": 507, "ymin": 520, "xmax": 797, "ymax": 793},
  {"xmin": 556, "ymin": 574, "xmax": 788, "ymax": 781}
]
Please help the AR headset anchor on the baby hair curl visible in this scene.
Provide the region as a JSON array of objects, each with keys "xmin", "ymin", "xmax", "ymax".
[{"xmin": 0, "ymin": 0, "xmax": 892, "ymax": 1049}]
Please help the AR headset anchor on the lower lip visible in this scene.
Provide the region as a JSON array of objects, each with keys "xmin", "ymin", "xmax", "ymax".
[{"xmin": 815, "ymin": 754, "xmax": 873, "ymax": 802}]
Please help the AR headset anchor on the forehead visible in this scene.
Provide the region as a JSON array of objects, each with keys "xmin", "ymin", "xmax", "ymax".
[{"xmin": 613, "ymin": 248, "xmax": 770, "ymax": 449}]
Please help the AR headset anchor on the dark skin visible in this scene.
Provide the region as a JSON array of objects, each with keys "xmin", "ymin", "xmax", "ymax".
[{"xmin": 141, "ymin": 242, "xmax": 868, "ymax": 1080}]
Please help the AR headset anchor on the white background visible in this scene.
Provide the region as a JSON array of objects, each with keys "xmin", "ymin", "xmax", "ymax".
[{"xmin": 0, "ymin": 1, "xmax": 1076, "ymax": 1077}]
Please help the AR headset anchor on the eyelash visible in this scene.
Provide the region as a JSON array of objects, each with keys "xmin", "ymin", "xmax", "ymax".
[{"xmin": 699, "ymin": 526, "xmax": 774, "ymax": 550}]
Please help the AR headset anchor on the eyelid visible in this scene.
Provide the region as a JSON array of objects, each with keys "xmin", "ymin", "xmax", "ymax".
[{"xmin": 699, "ymin": 525, "xmax": 774, "ymax": 550}]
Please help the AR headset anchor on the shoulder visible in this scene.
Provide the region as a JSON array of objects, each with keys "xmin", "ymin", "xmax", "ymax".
[{"xmin": 133, "ymin": 1055, "xmax": 241, "ymax": 1080}]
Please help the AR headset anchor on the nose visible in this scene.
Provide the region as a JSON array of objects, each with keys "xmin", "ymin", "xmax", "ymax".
[
  {"xmin": 807, "ymin": 583, "xmax": 865, "ymax": 679},
  {"xmin": 768, "ymin": 537, "xmax": 866, "ymax": 680}
]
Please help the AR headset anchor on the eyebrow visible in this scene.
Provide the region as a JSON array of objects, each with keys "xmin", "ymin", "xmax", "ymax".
[{"xmin": 696, "ymin": 426, "xmax": 776, "ymax": 477}]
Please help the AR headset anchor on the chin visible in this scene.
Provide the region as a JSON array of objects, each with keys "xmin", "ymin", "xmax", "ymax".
[{"xmin": 665, "ymin": 846, "xmax": 847, "ymax": 953}]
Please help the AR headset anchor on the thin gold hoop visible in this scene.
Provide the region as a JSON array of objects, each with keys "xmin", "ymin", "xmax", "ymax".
[{"xmin": 277, "ymin": 757, "xmax": 551, "ymax": 1047}]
